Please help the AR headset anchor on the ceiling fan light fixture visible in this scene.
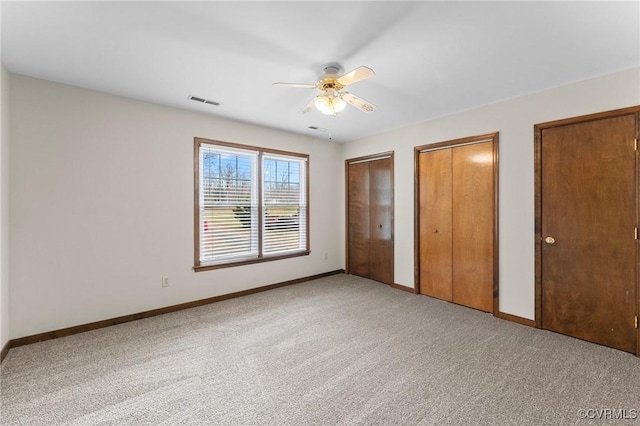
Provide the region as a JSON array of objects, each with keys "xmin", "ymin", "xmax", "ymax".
[
  {"xmin": 314, "ymin": 95, "xmax": 330, "ymax": 114},
  {"xmin": 315, "ymin": 93, "xmax": 347, "ymax": 116},
  {"xmin": 334, "ymin": 96, "xmax": 347, "ymax": 113}
]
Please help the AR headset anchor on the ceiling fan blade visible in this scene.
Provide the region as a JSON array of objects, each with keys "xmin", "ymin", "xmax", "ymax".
[
  {"xmin": 272, "ymin": 82, "xmax": 317, "ymax": 89},
  {"xmin": 300, "ymin": 96, "xmax": 317, "ymax": 114},
  {"xmin": 336, "ymin": 66, "xmax": 375, "ymax": 87},
  {"xmin": 341, "ymin": 92, "xmax": 377, "ymax": 113}
]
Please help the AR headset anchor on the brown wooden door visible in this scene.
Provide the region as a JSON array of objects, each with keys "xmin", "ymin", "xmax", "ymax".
[
  {"xmin": 541, "ymin": 114, "xmax": 637, "ymax": 353},
  {"xmin": 452, "ymin": 142, "xmax": 494, "ymax": 312},
  {"xmin": 369, "ymin": 157, "xmax": 394, "ymax": 284},
  {"xmin": 417, "ymin": 134, "xmax": 497, "ymax": 314},
  {"xmin": 347, "ymin": 155, "xmax": 394, "ymax": 284},
  {"xmin": 419, "ymin": 149, "xmax": 453, "ymax": 300},
  {"xmin": 348, "ymin": 161, "xmax": 370, "ymax": 278}
]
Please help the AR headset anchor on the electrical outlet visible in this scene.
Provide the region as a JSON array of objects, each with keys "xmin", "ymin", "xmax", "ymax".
[{"xmin": 162, "ymin": 276, "xmax": 169, "ymax": 287}]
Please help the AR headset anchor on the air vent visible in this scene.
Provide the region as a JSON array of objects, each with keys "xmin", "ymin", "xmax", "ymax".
[
  {"xmin": 308, "ymin": 126, "xmax": 329, "ymax": 132},
  {"xmin": 188, "ymin": 95, "xmax": 220, "ymax": 106}
]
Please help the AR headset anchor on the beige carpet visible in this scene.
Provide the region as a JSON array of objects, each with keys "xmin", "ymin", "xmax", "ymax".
[{"xmin": 1, "ymin": 274, "xmax": 639, "ymax": 425}]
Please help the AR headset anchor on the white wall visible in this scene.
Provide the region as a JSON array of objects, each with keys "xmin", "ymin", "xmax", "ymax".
[
  {"xmin": 9, "ymin": 75, "xmax": 343, "ymax": 339},
  {"xmin": 0, "ymin": 63, "xmax": 10, "ymax": 350},
  {"xmin": 341, "ymin": 67, "xmax": 640, "ymax": 320},
  {"xmin": 8, "ymin": 68, "xmax": 640, "ymax": 340}
]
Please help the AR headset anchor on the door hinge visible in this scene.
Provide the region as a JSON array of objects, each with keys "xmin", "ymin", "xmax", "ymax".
[
  {"xmin": 634, "ymin": 139, "xmax": 638, "ymax": 151},
  {"xmin": 636, "ymin": 228, "xmax": 638, "ymax": 240},
  {"xmin": 635, "ymin": 316, "xmax": 638, "ymax": 329}
]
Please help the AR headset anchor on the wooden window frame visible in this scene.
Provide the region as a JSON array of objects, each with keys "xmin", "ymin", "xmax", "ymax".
[{"xmin": 194, "ymin": 138, "xmax": 310, "ymax": 272}]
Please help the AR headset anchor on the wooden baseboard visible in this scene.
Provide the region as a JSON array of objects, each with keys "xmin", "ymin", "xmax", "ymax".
[
  {"xmin": 10, "ymin": 269, "xmax": 345, "ymax": 349},
  {"xmin": 0, "ymin": 340, "xmax": 9, "ymax": 363},
  {"xmin": 390, "ymin": 282, "xmax": 417, "ymax": 294},
  {"xmin": 498, "ymin": 311, "xmax": 536, "ymax": 327}
]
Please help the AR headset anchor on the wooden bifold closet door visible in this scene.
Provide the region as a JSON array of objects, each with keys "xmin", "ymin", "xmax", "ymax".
[
  {"xmin": 346, "ymin": 153, "xmax": 394, "ymax": 285},
  {"xmin": 416, "ymin": 134, "xmax": 498, "ymax": 314}
]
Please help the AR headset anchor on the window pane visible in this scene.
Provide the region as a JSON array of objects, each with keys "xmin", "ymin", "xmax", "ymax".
[
  {"xmin": 200, "ymin": 145, "xmax": 258, "ymax": 263},
  {"xmin": 263, "ymin": 156, "xmax": 306, "ymax": 254}
]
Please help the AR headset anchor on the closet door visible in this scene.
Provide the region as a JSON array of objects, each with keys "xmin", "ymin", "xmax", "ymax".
[
  {"xmin": 346, "ymin": 154, "xmax": 394, "ymax": 285},
  {"xmin": 452, "ymin": 142, "xmax": 494, "ymax": 312},
  {"xmin": 369, "ymin": 157, "xmax": 394, "ymax": 284},
  {"xmin": 419, "ymin": 149, "xmax": 452, "ymax": 300},
  {"xmin": 347, "ymin": 161, "xmax": 370, "ymax": 278},
  {"xmin": 416, "ymin": 133, "xmax": 498, "ymax": 314}
]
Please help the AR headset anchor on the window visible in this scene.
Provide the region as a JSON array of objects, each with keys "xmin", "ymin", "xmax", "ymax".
[{"xmin": 194, "ymin": 138, "xmax": 309, "ymax": 270}]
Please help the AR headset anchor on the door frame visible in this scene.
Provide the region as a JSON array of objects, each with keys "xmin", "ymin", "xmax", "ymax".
[
  {"xmin": 414, "ymin": 132, "xmax": 500, "ymax": 317},
  {"xmin": 534, "ymin": 105, "xmax": 640, "ymax": 356},
  {"xmin": 345, "ymin": 151, "xmax": 395, "ymax": 282}
]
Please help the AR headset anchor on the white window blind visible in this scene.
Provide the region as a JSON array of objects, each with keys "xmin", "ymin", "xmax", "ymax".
[
  {"xmin": 199, "ymin": 145, "xmax": 258, "ymax": 264},
  {"xmin": 195, "ymin": 139, "xmax": 309, "ymax": 269},
  {"xmin": 263, "ymin": 155, "xmax": 307, "ymax": 255}
]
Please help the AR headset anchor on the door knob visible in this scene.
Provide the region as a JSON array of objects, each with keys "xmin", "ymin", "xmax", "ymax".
[
  {"xmin": 432, "ymin": 229, "xmax": 438, "ymax": 233},
  {"xmin": 544, "ymin": 236, "xmax": 556, "ymax": 245}
]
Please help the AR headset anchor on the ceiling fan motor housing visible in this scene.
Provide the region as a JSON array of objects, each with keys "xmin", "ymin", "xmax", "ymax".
[
  {"xmin": 318, "ymin": 65, "xmax": 345, "ymax": 91},
  {"xmin": 318, "ymin": 77, "xmax": 344, "ymax": 92}
]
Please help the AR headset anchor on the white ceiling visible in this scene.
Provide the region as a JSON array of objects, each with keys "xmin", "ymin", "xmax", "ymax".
[{"xmin": 2, "ymin": 1, "xmax": 639, "ymax": 142}]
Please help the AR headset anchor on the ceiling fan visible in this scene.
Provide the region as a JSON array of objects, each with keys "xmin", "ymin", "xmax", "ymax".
[{"xmin": 273, "ymin": 65, "xmax": 377, "ymax": 116}]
